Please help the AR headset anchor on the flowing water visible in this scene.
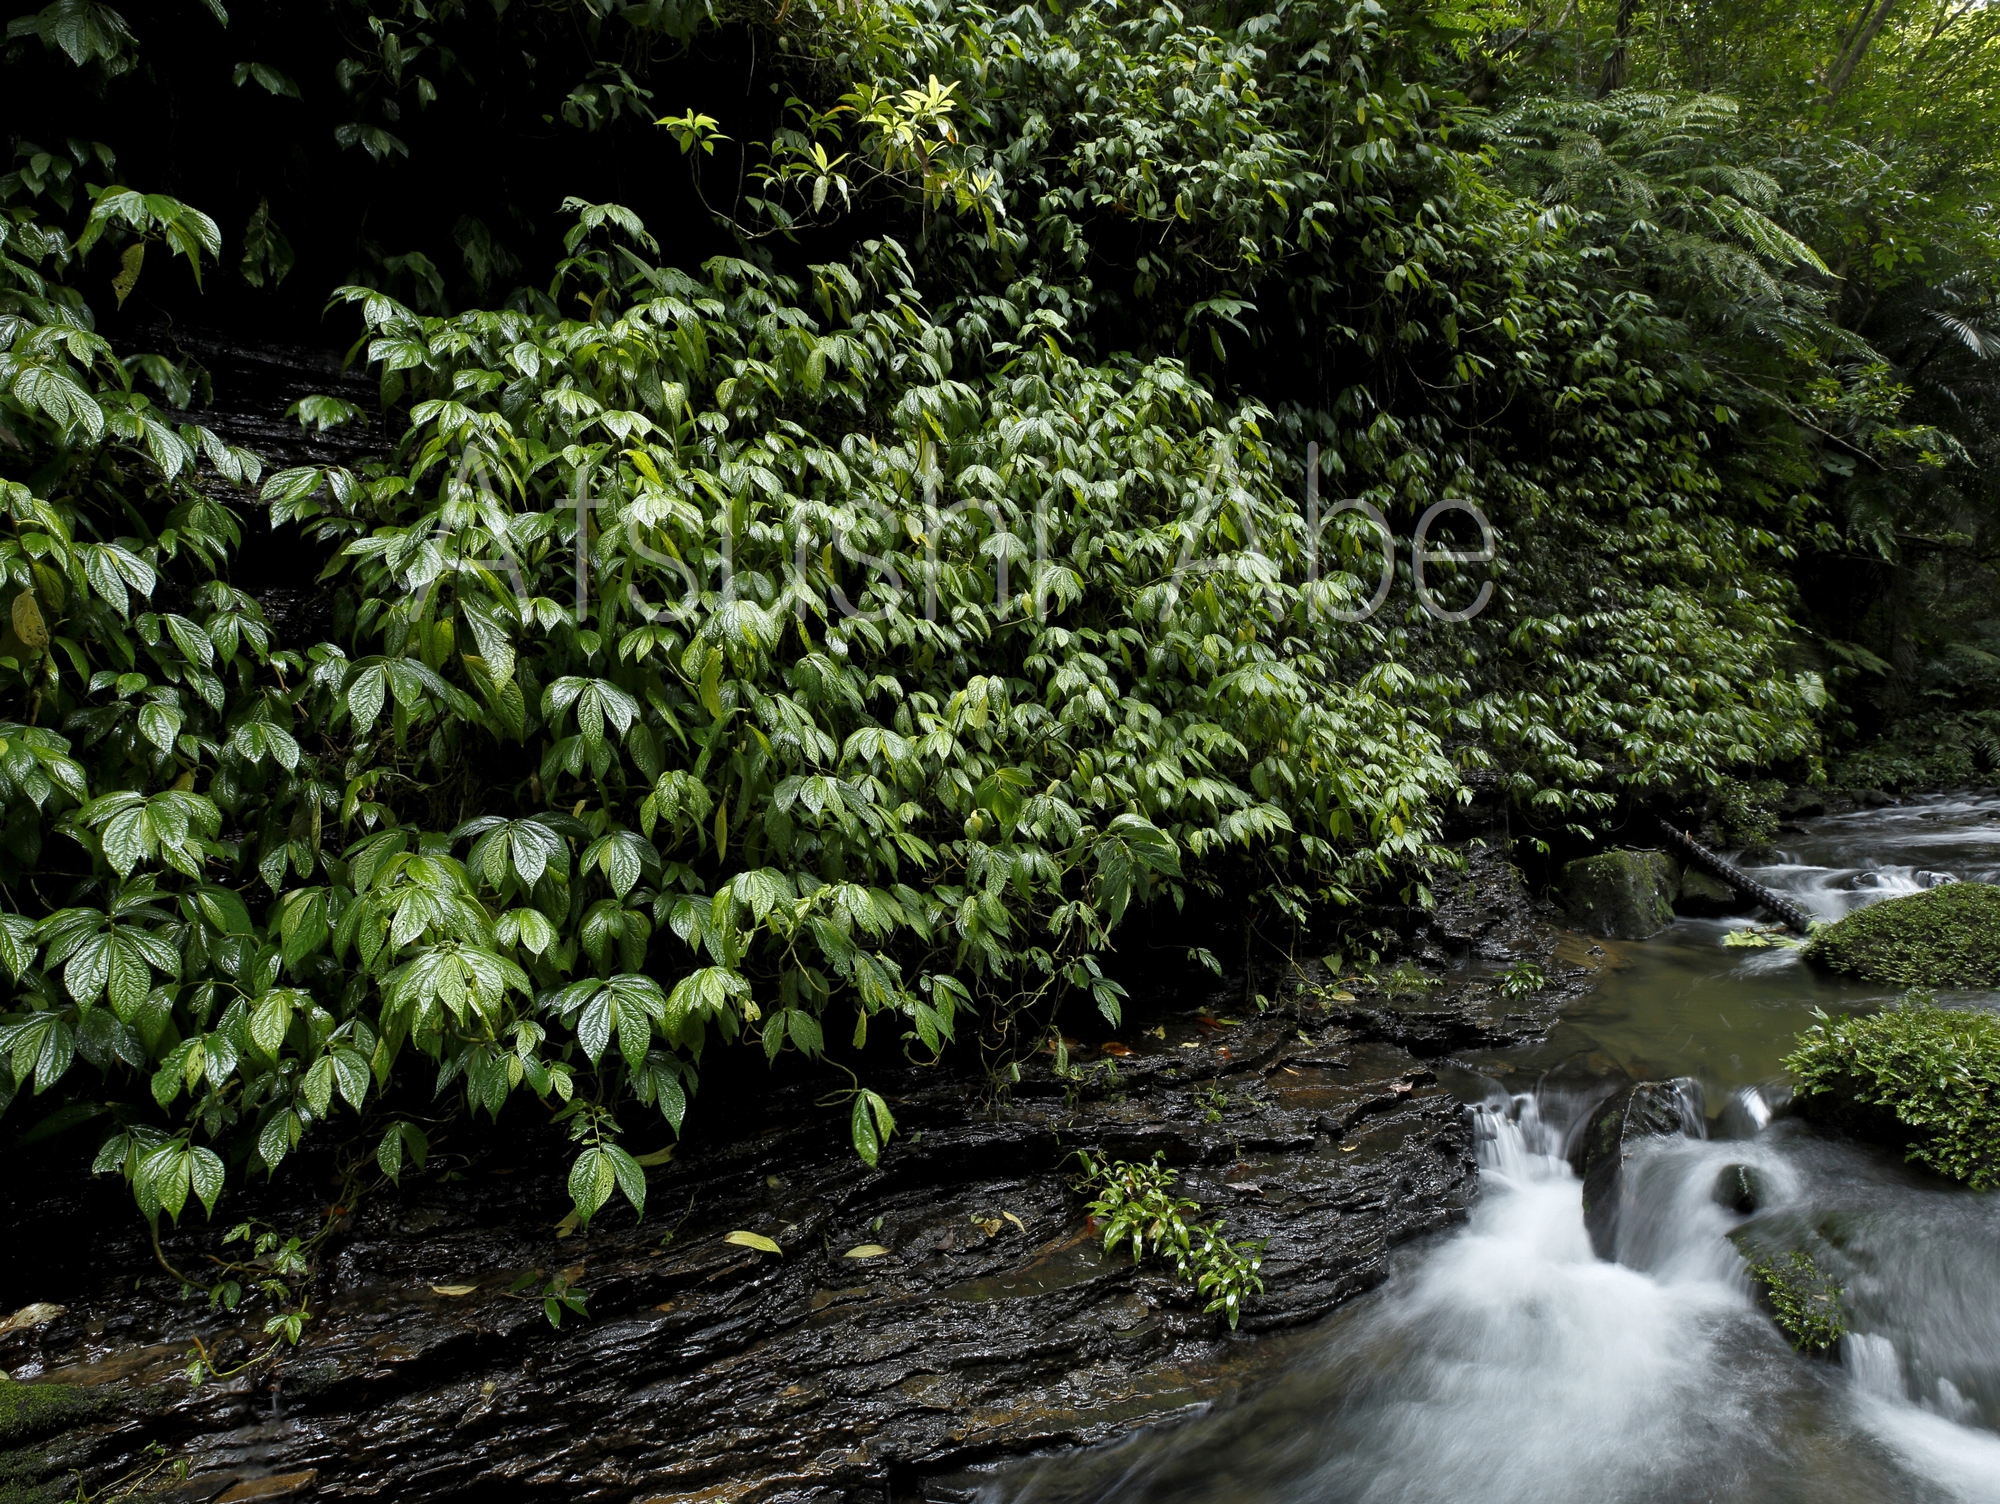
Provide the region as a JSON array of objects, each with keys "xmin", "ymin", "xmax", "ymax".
[{"xmin": 986, "ymin": 796, "xmax": 2000, "ymax": 1504}]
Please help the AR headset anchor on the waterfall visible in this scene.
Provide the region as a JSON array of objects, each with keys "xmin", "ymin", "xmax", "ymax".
[
  {"xmin": 984, "ymin": 797, "xmax": 2000, "ymax": 1504},
  {"xmin": 990, "ymin": 1091, "xmax": 2000, "ymax": 1504}
]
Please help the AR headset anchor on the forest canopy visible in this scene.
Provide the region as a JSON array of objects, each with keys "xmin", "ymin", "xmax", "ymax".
[{"xmin": 1, "ymin": 0, "xmax": 1996, "ymax": 1227}]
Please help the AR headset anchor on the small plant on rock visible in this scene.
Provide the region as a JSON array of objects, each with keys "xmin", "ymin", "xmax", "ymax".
[
  {"xmin": 1745, "ymin": 1248, "xmax": 1847, "ymax": 1354},
  {"xmin": 1497, "ymin": 959, "xmax": 1546, "ymax": 997},
  {"xmin": 1074, "ymin": 1151, "xmax": 1266, "ymax": 1329}
]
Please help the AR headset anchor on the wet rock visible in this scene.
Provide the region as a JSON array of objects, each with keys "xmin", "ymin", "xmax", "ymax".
[
  {"xmin": 1860, "ymin": 788, "xmax": 1897, "ymax": 808},
  {"xmin": 1780, "ymin": 789, "xmax": 1827, "ymax": 820},
  {"xmin": 217, "ymin": 1473, "xmax": 319, "ymax": 1502},
  {"xmin": 1316, "ymin": 843, "xmax": 1575, "ymax": 1055},
  {"xmin": 1427, "ymin": 831, "xmax": 1541, "ymax": 961},
  {"xmin": 0, "ymin": 996, "xmax": 1502, "ymax": 1504},
  {"xmin": 1560, "ymin": 850, "xmax": 1679, "ymax": 940},
  {"xmin": 1568, "ymin": 1079, "xmax": 1705, "ymax": 1258},
  {"xmin": 1716, "ymin": 1084, "xmax": 1788, "ymax": 1139},
  {"xmin": 1713, "ymin": 1164, "xmax": 1766, "ymax": 1215},
  {"xmin": 1675, "ymin": 870, "xmax": 1748, "ymax": 918},
  {"xmin": 0, "ymin": 1302, "xmax": 65, "ymax": 1336}
]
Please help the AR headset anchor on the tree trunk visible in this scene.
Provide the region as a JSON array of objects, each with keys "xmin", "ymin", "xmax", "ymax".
[
  {"xmin": 1826, "ymin": 0, "xmax": 1899, "ymax": 102},
  {"xmin": 1598, "ymin": 0, "xmax": 1641, "ymax": 95}
]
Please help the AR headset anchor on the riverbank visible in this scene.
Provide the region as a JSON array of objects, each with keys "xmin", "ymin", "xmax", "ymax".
[{"xmin": 0, "ymin": 843, "xmax": 1577, "ymax": 1504}]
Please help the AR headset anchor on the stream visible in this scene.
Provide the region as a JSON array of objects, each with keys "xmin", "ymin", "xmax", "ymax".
[{"xmin": 984, "ymin": 796, "xmax": 2000, "ymax": 1504}]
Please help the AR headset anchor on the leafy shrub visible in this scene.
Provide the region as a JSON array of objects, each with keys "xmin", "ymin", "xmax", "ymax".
[
  {"xmin": 1786, "ymin": 997, "xmax": 2000, "ymax": 1188},
  {"xmin": 1497, "ymin": 958, "xmax": 1547, "ymax": 997},
  {"xmin": 1713, "ymin": 778, "xmax": 1785, "ymax": 850},
  {"xmin": 1076, "ymin": 1150, "xmax": 1265, "ymax": 1328},
  {"xmin": 0, "ymin": 0, "xmax": 1854, "ymax": 1238},
  {"xmin": 0, "ymin": 148, "xmax": 1457, "ymax": 1228},
  {"xmin": 1830, "ymin": 711, "xmax": 2000, "ymax": 795},
  {"xmin": 1745, "ymin": 1248, "xmax": 1847, "ymax": 1354},
  {"xmin": 1804, "ymin": 883, "xmax": 2000, "ymax": 988}
]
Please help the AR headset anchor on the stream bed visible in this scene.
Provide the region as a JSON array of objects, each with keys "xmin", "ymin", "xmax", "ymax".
[{"xmin": 984, "ymin": 796, "xmax": 2000, "ymax": 1504}]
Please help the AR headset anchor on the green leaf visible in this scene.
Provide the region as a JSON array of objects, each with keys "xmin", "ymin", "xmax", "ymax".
[
  {"xmin": 189, "ymin": 1146, "xmax": 224, "ymax": 1215},
  {"xmin": 249, "ymin": 988, "xmax": 296, "ymax": 1056},
  {"xmin": 568, "ymin": 1145, "xmax": 615, "ymax": 1224}
]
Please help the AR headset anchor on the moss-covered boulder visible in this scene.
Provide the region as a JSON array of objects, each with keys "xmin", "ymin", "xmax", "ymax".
[
  {"xmin": 1805, "ymin": 882, "xmax": 2000, "ymax": 988},
  {"xmin": 1560, "ymin": 850, "xmax": 1679, "ymax": 939}
]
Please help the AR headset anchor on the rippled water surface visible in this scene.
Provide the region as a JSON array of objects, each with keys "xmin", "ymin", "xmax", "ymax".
[{"xmin": 983, "ymin": 795, "xmax": 2000, "ymax": 1504}]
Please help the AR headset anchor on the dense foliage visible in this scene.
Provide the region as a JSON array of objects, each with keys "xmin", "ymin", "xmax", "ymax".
[
  {"xmin": 1, "ymin": 0, "xmax": 1996, "ymax": 1230},
  {"xmin": 1804, "ymin": 881, "xmax": 2000, "ymax": 987},
  {"xmin": 1787, "ymin": 996, "xmax": 2000, "ymax": 1188}
]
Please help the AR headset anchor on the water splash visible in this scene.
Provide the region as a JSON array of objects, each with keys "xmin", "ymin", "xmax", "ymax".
[{"xmin": 987, "ymin": 1093, "xmax": 2000, "ymax": 1504}]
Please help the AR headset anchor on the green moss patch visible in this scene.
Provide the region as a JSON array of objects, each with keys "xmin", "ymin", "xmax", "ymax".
[
  {"xmin": 0, "ymin": 1380, "xmax": 104, "ymax": 1445},
  {"xmin": 1786, "ymin": 999, "xmax": 2000, "ymax": 1188},
  {"xmin": 1805, "ymin": 882, "xmax": 2000, "ymax": 988}
]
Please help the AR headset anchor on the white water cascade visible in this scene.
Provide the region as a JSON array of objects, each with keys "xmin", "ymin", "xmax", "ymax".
[
  {"xmin": 992, "ymin": 1091, "xmax": 2000, "ymax": 1504},
  {"xmin": 986, "ymin": 797, "xmax": 2000, "ymax": 1504}
]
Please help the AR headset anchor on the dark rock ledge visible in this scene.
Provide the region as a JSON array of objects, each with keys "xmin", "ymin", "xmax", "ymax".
[{"xmin": 0, "ymin": 849, "xmax": 1570, "ymax": 1504}]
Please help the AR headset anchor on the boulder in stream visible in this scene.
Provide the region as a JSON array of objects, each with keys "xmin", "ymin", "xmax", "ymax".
[
  {"xmin": 1568, "ymin": 1079, "xmax": 1706, "ymax": 1258},
  {"xmin": 1675, "ymin": 869, "xmax": 1749, "ymax": 918},
  {"xmin": 1804, "ymin": 881, "xmax": 2000, "ymax": 988},
  {"xmin": 1713, "ymin": 1163, "xmax": 1768, "ymax": 1215},
  {"xmin": 1559, "ymin": 850, "xmax": 1679, "ymax": 940}
]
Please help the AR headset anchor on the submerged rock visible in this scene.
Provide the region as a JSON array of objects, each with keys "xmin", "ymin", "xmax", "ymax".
[
  {"xmin": 1805, "ymin": 882, "xmax": 2000, "ymax": 988},
  {"xmin": 1569, "ymin": 1079, "xmax": 1706, "ymax": 1258},
  {"xmin": 1560, "ymin": 850, "xmax": 1679, "ymax": 940}
]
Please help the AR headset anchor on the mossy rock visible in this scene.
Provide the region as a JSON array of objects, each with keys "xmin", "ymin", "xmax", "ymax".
[
  {"xmin": 1805, "ymin": 882, "xmax": 2000, "ymax": 988},
  {"xmin": 1676, "ymin": 869, "xmax": 1746, "ymax": 917},
  {"xmin": 0, "ymin": 1380, "xmax": 108, "ymax": 1504},
  {"xmin": 1559, "ymin": 849, "xmax": 1679, "ymax": 940},
  {"xmin": 0, "ymin": 1382, "xmax": 103, "ymax": 1447}
]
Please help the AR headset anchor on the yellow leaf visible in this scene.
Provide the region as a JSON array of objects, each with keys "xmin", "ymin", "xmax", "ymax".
[
  {"xmin": 111, "ymin": 242, "xmax": 145, "ymax": 309},
  {"xmin": 725, "ymin": 1230, "xmax": 782, "ymax": 1255},
  {"xmin": 555, "ymin": 1209, "xmax": 581, "ymax": 1238},
  {"xmin": 10, "ymin": 592, "xmax": 48, "ymax": 650},
  {"xmin": 428, "ymin": 1284, "xmax": 478, "ymax": 1297},
  {"xmin": 631, "ymin": 1145, "xmax": 675, "ymax": 1167},
  {"xmin": 1329, "ymin": 990, "xmax": 1356, "ymax": 1003},
  {"xmin": 1001, "ymin": 1212, "xmax": 1026, "ymax": 1233},
  {"xmin": 843, "ymin": 1243, "xmax": 891, "ymax": 1259}
]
